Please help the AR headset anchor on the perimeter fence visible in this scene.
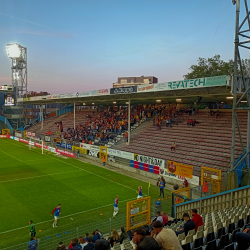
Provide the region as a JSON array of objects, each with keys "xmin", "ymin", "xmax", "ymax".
[{"xmin": 2, "ymin": 198, "xmax": 170, "ymax": 250}]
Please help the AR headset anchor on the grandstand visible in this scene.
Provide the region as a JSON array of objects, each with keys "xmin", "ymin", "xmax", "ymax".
[{"xmin": 120, "ymin": 110, "xmax": 248, "ymax": 178}]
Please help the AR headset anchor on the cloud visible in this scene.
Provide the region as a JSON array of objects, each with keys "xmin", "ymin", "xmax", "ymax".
[
  {"xmin": 0, "ymin": 12, "xmax": 73, "ymax": 38},
  {"xmin": 0, "ymin": 28, "xmax": 73, "ymax": 38}
]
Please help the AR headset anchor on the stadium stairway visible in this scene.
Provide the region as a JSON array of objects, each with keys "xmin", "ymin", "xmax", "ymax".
[
  {"xmin": 0, "ymin": 120, "xmax": 8, "ymax": 131},
  {"xmin": 119, "ymin": 110, "xmax": 248, "ymax": 178},
  {"xmin": 27, "ymin": 109, "xmax": 94, "ymax": 136}
]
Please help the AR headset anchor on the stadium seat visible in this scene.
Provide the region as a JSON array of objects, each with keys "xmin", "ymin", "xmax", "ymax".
[
  {"xmin": 181, "ymin": 235, "xmax": 193, "ymax": 245},
  {"xmin": 204, "ymin": 239, "xmax": 217, "ymax": 250},
  {"xmin": 217, "ymin": 227, "xmax": 226, "ymax": 239},
  {"xmin": 177, "ymin": 232, "xmax": 185, "ymax": 242},
  {"xmin": 204, "ymin": 232, "xmax": 215, "ymax": 245},
  {"xmin": 217, "ymin": 234, "xmax": 230, "ymax": 249},
  {"xmin": 182, "ymin": 242, "xmax": 191, "ymax": 250},
  {"xmin": 237, "ymin": 218, "xmax": 245, "ymax": 229},
  {"xmin": 230, "ymin": 228, "xmax": 240, "ymax": 243},
  {"xmin": 223, "ymin": 243, "xmax": 235, "ymax": 250},
  {"xmin": 192, "ymin": 237, "xmax": 203, "ymax": 249},
  {"xmin": 228, "ymin": 223, "xmax": 236, "ymax": 234}
]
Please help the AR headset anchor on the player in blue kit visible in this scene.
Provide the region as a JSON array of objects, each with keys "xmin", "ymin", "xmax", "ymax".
[
  {"xmin": 51, "ymin": 204, "xmax": 61, "ymax": 227},
  {"xmin": 137, "ymin": 186, "xmax": 143, "ymax": 199},
  {"xmin": 113, "ymin": 195, "xmax": 119, "ymax": 217}
]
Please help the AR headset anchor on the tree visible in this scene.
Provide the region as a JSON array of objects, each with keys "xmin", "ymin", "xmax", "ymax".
[{"xmin": 184, "ymin": 54, "xmax": 250, "ymax": 79}]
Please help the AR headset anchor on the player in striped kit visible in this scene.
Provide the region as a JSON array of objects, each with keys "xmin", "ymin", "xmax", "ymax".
[{"xmin": 113, "ymin": 195, "xmax": 119, "ymax": 217}]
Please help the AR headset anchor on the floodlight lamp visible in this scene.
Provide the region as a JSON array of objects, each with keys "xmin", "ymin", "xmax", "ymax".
[
  {"xmin": 113, "ymin": 101, "xmax": 116, "ymax": 104},
  {"xmin": 6, "ymin": 43, "xmax": 21, "ymax": 59},
  {"xmin": 232, "ymin": 0, "xmax": 236, "ymax": 5},
  {"xmin": 226, "ymin": 96, "xmax": 234, "ymax": 99},
  {"xmin": 156, "ymin": 100, "xmax": 161, "ymax": 102},
  {"xmin": 176, "ymin": 98, "xmax": 182, "ymax": 101}
]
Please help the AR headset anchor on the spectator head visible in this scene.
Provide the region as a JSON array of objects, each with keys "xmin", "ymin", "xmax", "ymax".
[
  {"xmin": 183, "ymin": 213, "xmax": 190, "ymax": 221},
  {"xmin": 191, "ymin": 209, "xmax": 198, "ymax": 216},
  {"xmin": 116, "ymin": 195, "xmax": 119, "ymax": 198},
  {"xmin": 85, "ymin": 233, "xmax": 89, "ymax": 237},
  {"xmin": 72, "ymin": 238, "xmax": 78, "ymax": 247},
  {"xmin": 132, "ymin": 227, "xmax": 146, "ymax": 245},
  {"xmin": 156, "ymin": 211, "xmax": 161, "ymax": 216},
  {"xmin": 121, "ymin": 227, "xmax": 125, "ymax": 233},
  {"xmin": 79, "ymin": 237, "xmax": 86, "ymax": 244},
  {"xmin": 153, "ymin": 221, "xmax": 163, "ymax": 234},
  {"xmin": 60, "ymin": 245, "xmax": 67, "ymax": 250},
  {"xmin": 59, "ymin": 242, "xmax": 63, "ymax": 246},
  {"xmin": 161, "ymin": 211, "xmax": 166, "ymax": 216},
  {"xmin": 95, "ymin": 239, "xmax": 110, "ymax": 250},
  {"xmin": 29, "ymin": 220, "xmax": 33, "ymax": 225},
  {"xmin": 58, "ymin": 204, "xmax": 61, "ymax": 208},
  {"xmin": 30, "ymin": 237, "xmax": 36, "ymax": 241},
  {"xmin": 87, "ymin": 236, "xmax": 92, "ymax": 243}
]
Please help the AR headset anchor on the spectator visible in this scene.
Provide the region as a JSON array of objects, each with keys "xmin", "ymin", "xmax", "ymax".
[
  {"xmin": 181, "ymin": 178, "xmax": 188, "ymax": 188},
  {"xmin": 159, "ymin": 179, "xmax": 165, "ymax": 198},
  {"xmin": 215, "ymin": 110, "xmax": 221, "ymax": 119},
  {"xmin": 79, "ymin": 236, "xmax": 88, "ymax": 248},
  {"xmin": 168, "ymin": 118, "xmax": 172, "ymax": 128},
  {"xmin": 60, "ymin": 245, "xmax": 67, "ymax": 250},
  {"xmin": 83, "ymin": 236, "xmax": 95, "ymax": 250},
  {"xmin": 69, "ymin": 238, "xmax": 78, "ymax": 250},
  {"xmin": 71, "ymin": 238, "xmax": 82, "ymax": 250},
  {"xmin": 161, "ymin": 212, "xmax": 168, "ymax": 226},
  {"xmin": 95, "ymin": 229, "xmax": 104, "ymax": 239},
  {"xmin": 92, "ymin": 230, "xmax": 99, "ymax": 243},
  {"xmin": 28, "ymin": 238, "xmax": 37, "ymax": 250},
  {"xmin": 118, "ymin": 227, "xmax": 128, "ymax": 243},
  {"xmin": 170, "ymin": 142, "xmax": 175, "ymax": 151},
  {"xmin": 84, "ymin": 233, "xmax": 89, "ymax": 242},
  {"xmin": 108, "ymin": 229, "xmax": 119, "ymax": 247},
  {"xmin": 202, "ymin": 181, "xmax": 209, "ymax": 196},
  {"xmin": 151, "ymin": 221, "xmax": 182, "ymax": 250},
  {"xmin": 95, "ymin": 239, "xmax": 110, "ymax": 250},
  {"xmin": 133, "ymin": 227, "xmax": 161, "ymax": 250},
  {"xmin": 191, "ymin": 209, "xmax": 203, "ymax": 231},
  {"xmin": 236, "ymin": 226, "xmax": 250, "ymax": 250},
  {"xmin": 175, "ymin": 213, "xmax": 195, "ymax": 236},
  {"xmin": 151, "ymin": 211, "xmax": 163, "ymax": 224}
]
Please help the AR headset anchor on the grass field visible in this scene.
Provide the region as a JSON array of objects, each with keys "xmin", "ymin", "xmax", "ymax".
[{"xmin": 0, "ymin": 139, "xmax": 171, "ymax": 249}]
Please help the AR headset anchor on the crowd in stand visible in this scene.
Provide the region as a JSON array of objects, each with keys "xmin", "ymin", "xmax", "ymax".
[
  {"xmin": 61, "ymin": 105, "xmax": 178, "ymax": 144},
  {"xmin": 28, "ymin": 206, "xmax": 250, "ymax": 250}
]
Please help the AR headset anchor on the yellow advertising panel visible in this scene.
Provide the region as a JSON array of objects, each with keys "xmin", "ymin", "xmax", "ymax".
[
  {"xmin": 72, "ymin": 146, "xmax": 87, "ymax": 154},
  {"xmin": 99, "ymin": 146, "xmax": 108, "ymax": 159},
  {"xmin": 23, "ymin": 130, "xmax": 27, "ymax": 138},
  {"xmin": 167, "ymin": 160, "xmax": 193, "ymax": 179},
  {"xmin": 2, "ymin": 129, "xmax": 10, "ymax": 135},
  {"xmin": 126, "ymin": 197, "xmax": 151, "ymax": 231}
]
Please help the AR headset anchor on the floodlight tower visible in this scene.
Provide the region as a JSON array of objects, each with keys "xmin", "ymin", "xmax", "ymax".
[{"xmin": 6, "ymin": 43, "xmax": 27, "ymax": 98}]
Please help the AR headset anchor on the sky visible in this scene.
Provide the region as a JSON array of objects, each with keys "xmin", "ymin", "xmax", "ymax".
[{"xmin": 0, "ymin": 0, "xmax": 248, "ymax": 94}]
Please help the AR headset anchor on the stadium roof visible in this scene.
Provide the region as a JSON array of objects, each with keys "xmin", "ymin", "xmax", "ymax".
[{"xmin": 17, "ymin": 75, "xmax": 237, "ymax": 105}]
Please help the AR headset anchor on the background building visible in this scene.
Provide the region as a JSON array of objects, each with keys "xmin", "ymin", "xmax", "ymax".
[{"xmin": 113, "ymin": 75, "xmax": 158, "ymax": 88}]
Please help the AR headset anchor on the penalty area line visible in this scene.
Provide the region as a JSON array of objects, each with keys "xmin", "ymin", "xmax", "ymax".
[{"xmin": 0, "ymin": 197, "xmax": 135, "ymax": 235}]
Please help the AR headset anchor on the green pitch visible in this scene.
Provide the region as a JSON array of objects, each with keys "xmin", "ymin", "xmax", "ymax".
[{"xmin": 0, "ymin": 139, "xmax": 171, "ymax": 249}]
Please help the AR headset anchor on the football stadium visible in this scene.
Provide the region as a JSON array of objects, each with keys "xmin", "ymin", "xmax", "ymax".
[{"xmin": 1, "ymin": 1, "xmax": 250, "ymax": 250}]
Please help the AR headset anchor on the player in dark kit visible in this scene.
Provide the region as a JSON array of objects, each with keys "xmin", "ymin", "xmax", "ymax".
[{"xmin": 29, "ymin": 220, "xmax": 36, "ymax": 239}]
